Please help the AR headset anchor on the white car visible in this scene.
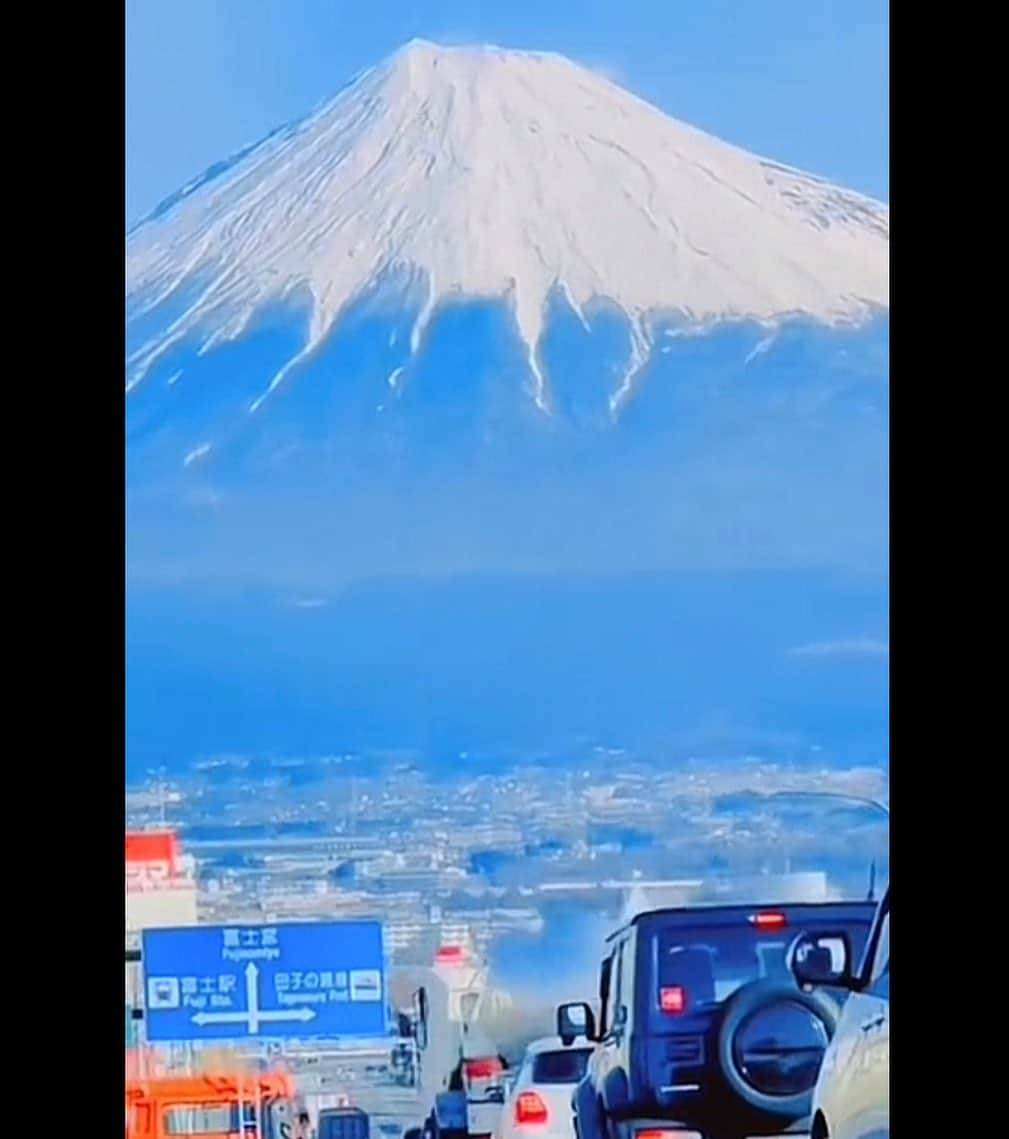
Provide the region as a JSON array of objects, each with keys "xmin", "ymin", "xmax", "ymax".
[
  {"xmin": 494, "ymin": 1036, "xmax": 594, "ymax": 1139},
  {"xmin": 793, "ymin": 885, "xmax": 890, "ymax": 1139}
]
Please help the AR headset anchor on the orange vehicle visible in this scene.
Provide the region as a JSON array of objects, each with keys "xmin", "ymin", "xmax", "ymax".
[{"xmin": 126, "ymin": 1070, "xmax": 304, "ymax": 1139}]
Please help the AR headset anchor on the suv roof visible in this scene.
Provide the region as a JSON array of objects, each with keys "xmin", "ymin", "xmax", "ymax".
[{"xmin": 607, "ymin": 900, "xmax": 876, "ymax": 942}]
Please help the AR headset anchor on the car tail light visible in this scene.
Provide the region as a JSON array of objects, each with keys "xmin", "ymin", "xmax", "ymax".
[
  {"xmin": 659, "ymin": 985, "xmax": 686, "ymax": 1014},
  {"xmin": 465, "ymin": 1057, "xmax": 503, "ymax": 1080},
  {"xmin": 749, "ymin": 911, "xmax": 787, "ymax": 930},
  {"xmin": 637, "ymin": 1129, "xmax": 694, "ymax": 1139},
  {"xmin": 515, "ymin": 1092, "xmax": 549, "ymax": 1126}
]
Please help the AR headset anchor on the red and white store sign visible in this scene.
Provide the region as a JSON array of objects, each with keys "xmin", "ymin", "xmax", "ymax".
[{"xmin": 125, "ymin": 830, "xmax": 182, "ymax": 888}]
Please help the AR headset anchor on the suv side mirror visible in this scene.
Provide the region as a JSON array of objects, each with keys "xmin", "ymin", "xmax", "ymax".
[
  {"xmin": 788, "ymin": 931, "xmax": 854, "ymax": 989},
  {"xmin": 556, "ymin": 1001, "xmax": 597, "ymax": 1045}
]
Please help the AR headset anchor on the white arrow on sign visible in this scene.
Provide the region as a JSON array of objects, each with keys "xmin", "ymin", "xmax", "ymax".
[{"xmin": 191, "ymin": 962, "xmax": 317, "ymax": 1034}]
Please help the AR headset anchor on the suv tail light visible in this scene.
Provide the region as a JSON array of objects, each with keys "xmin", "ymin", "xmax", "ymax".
[
  {"xmin": 659, "ymin": 985, "xmax": 686, "ymax": 1014},
  {"xmin": 515, "ymin": 1092, "xmax": 548, "ymax": 1125},
  {"xmin": 465, "ymin": 1058, "xmax": 503, "ymax": 1080},
  {"xmin": 637, "ymin": 1130, "xmax": 696, "ymax": 1139},
  {"xmin": 749, "ymin": 911, "xmax": 787, "ymax": 930}
]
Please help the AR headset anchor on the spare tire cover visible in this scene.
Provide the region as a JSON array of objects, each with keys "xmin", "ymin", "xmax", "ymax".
[{"xmin": 716, "ymin": 980, "xmax": 839, "ymax": 1122}]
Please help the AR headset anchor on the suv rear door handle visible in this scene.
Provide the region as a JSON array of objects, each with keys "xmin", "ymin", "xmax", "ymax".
[{"xmin": 860, "ymin": 1013, "xmax": 885, "ymax": 1032}]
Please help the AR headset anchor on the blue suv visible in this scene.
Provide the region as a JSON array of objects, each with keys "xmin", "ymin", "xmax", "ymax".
[{"xmin": 557, "ymin": 901, "xmax": 876, "ymax": 1139}]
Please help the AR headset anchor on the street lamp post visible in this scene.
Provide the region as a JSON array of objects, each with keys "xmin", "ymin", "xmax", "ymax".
[
  {"xmin": 761, "ymin": 789, "xmax": 889, "ymax": 900},
  {"xmin": 764, "ymin": 789, "xmax": 889, "ymax": 818}
]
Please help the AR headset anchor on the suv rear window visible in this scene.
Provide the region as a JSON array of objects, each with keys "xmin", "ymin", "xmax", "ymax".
[
  {"xmin": 531, "ymin": 1049, "xmax": 593, "ymax": 1084},
  {"xmin": 657, "ymin": 921, "xmax": 871, "ymax": 1005}
]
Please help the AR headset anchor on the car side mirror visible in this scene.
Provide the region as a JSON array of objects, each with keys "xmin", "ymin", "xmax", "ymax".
[
  {"xmin": 788, "ymin": 930, "xmax": 854, "ymax": 989},
  {"xmin": 556, "ymin": 1001, "xmax": 597, "ymax": 1044}
]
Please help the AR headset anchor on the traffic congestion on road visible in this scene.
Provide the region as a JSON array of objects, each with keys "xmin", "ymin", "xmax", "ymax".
[{"xmin": 129, "ymin": 891, "xmax": 889, "ymax": 1139}]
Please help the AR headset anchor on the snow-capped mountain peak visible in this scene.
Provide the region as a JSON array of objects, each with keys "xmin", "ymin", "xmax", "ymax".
[{"xmin": 126, "ymin": 40, "xmax": 888, "ymax": 414}]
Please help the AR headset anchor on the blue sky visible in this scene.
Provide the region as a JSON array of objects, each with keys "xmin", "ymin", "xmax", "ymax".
[{"xmin": 126, "ymin": 0, "xmax": 887, "ymax": 226}]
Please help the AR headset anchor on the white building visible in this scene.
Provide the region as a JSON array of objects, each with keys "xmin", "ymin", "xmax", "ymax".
[{"xmin": 126, "ymin": 829, "xmax": 199, "ymax": 934}]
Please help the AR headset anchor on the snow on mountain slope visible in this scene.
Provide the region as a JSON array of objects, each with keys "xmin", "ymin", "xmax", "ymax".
[{"xmin": 126, "ymin": 39, "xmax": 889, "ymax": 415}]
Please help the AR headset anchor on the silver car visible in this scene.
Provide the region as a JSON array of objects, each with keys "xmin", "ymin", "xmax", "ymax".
[{"xmin": 792, "ymin": 885, "xmax": 889, "ymax": 1138}]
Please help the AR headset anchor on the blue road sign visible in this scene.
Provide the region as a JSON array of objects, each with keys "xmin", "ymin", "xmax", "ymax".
[{"xmin": 141, "ymin": 920, "xmax": 387, "ymax": 1043}]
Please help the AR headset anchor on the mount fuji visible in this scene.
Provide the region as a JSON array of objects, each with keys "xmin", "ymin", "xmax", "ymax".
[{"xmin": 125, "ymin": 41, "xmax": 888, "ymax": 770}]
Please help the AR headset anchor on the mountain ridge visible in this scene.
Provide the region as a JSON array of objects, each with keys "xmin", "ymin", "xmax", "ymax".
[{"xmin": 126, "ymin": 40, "xmax": 888, "ymax": 419}]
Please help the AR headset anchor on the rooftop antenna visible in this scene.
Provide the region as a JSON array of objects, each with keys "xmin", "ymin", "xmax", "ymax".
[{"xmin": 866, "ymin": 858, "xmax": 877, "ymax": 902}]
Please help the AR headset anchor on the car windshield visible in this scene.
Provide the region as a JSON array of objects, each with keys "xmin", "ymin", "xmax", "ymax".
[
  {"xmin": 163, "ymin": 1104, "xmax": 257, "ymax": 1134},
  {"xmin": 658, "ymin": 918, "xmax": 872, "ymax": 1005},
  {"xmin": 530, "ymin": 1049, "xmax": 593, "ymax": 1084}
]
